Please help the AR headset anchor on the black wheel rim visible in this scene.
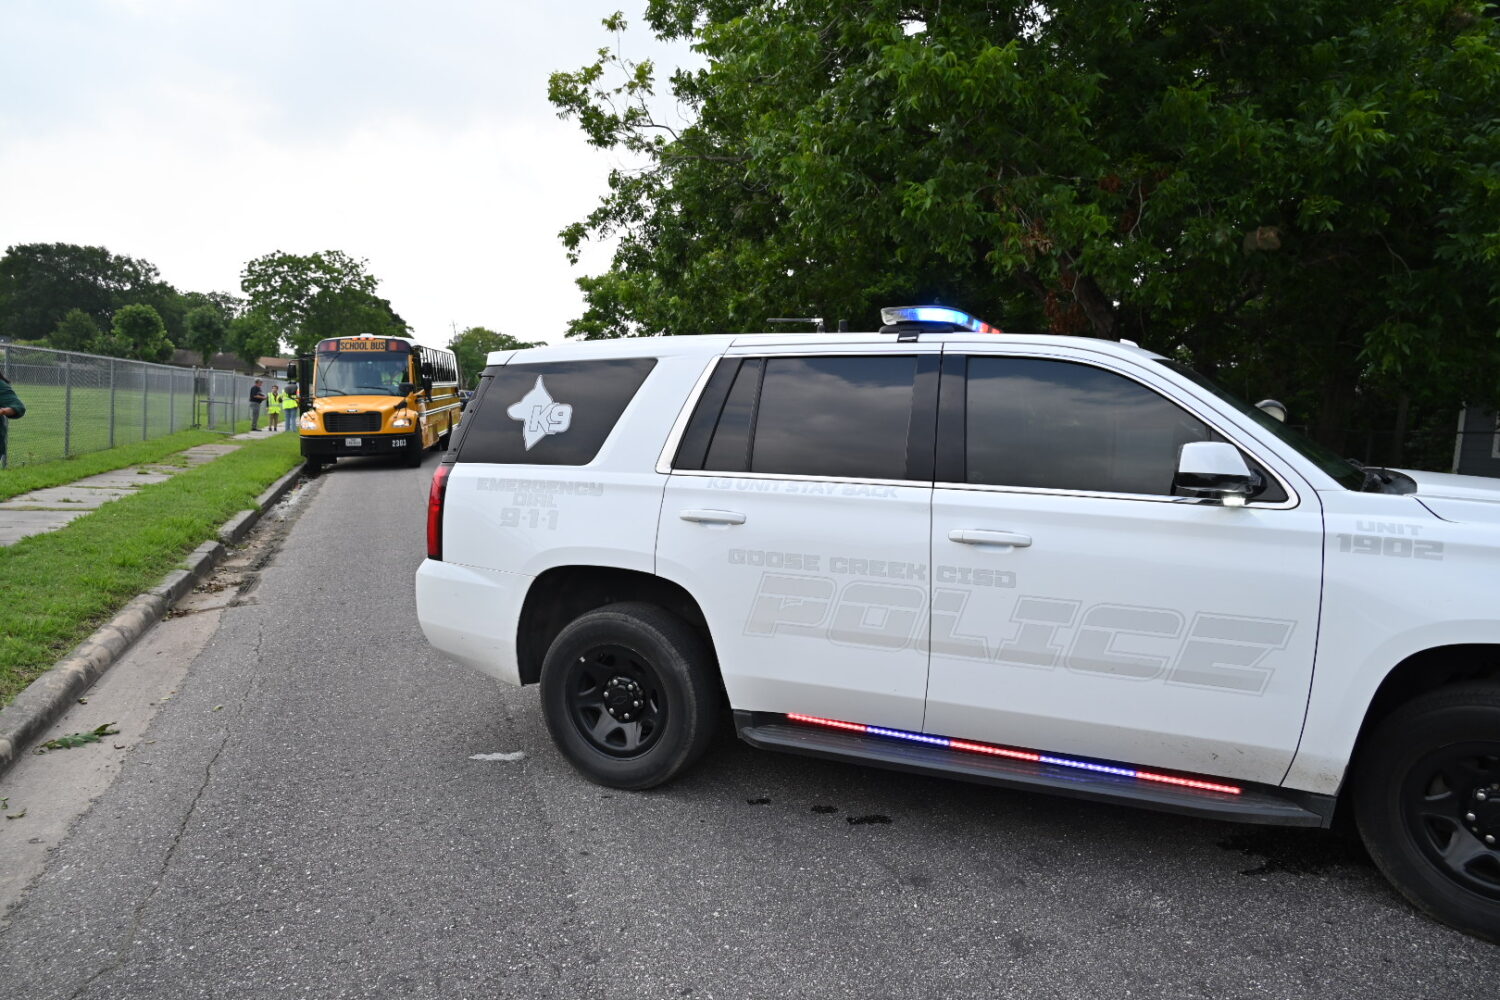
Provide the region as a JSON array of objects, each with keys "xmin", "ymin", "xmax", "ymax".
[
  {"xmin": 563, "ymin": 643, "xmax": 666, "ymax": 759},
  {"xmin": 1400, "ymin": 741, "xmax": 1500, "ymax": 900}
]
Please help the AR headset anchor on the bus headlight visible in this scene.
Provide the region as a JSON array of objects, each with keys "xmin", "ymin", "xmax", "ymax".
[
  {"xmin": 392, "ymin": 416, "xmax": 413, "ymax": 428},
  {"xmin": 299, "ymin": 412, "xmax": 318, "ymax": 430}
]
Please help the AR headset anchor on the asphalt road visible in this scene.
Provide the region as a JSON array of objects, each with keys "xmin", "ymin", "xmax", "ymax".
[{"xmin": 1, "ymin": 451, "xmax": 1496, "ymax": 999}]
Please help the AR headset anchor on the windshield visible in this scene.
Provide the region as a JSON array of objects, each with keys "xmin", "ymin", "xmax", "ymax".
[
  {"xmin": 1156, "ymin": 359, "xmax": 1366, "ymax": 491},
  {"xmin": 314, "ymin": 351, "xmax": 411, "ymax": 397}
]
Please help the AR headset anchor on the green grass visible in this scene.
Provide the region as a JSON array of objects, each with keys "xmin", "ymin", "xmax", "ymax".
[
  {"xmin": 0, "ymin": 432, "xmax": 302, "ymax": 706},
  {"xmin": 4, "ymin": 383, "xmax": 259, "ymax": 467},
  {"xmin": 0, "ymin": 426, "xmax": 251, "ymax": 502}
]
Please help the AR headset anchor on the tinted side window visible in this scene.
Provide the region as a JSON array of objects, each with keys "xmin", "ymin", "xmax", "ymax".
[
  {"xmin": 703, "ymin": 359, "xmax": 762, "ymax": 473},
  {"xmin": 455, "ymin": 358, "xmax": 656, "ymax": 466},
  {"xmin": 735, "ymin": 355, "xmax": 917, "ymax": 481},
  {"xmin": 965, "ymin": 357, "xmax": 1211, "ymax": 496}
]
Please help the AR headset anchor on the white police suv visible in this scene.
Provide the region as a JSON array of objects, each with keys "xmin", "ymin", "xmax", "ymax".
[{"xmin": 415, "ymin": 306, "xmax": 1500, "ymax": 941}]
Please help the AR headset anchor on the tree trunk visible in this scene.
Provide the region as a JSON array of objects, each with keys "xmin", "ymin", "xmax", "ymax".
[
  {"xmin": 1072, "ymin": 273, "xmax": 1117, "ymax": 340},
  {"xmin": 1389, "ymin": 393, "xmax": 1410, "ymax": 466}
]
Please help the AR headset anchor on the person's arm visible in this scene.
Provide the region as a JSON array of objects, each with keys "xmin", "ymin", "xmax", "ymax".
[{"xmin": 0, "ymin": 380, "xmax": 25, "ymax": 419}]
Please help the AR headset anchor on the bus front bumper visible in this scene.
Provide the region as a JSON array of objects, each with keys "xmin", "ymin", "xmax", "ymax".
[{"xmin": 300, "ymin": 433, "xmax": 417, "ymax": 458}]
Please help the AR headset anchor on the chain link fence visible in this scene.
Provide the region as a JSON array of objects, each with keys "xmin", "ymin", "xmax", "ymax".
[{"xmin": 0, "ymin": 343, "xmax": 287, "ymax": 469}]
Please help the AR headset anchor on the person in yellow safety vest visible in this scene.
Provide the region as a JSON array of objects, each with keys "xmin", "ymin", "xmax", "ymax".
[
  {"xmin": 266, "ymin": 386, "xmax": 282, "ymax": 432},
  {"xmin": 282, "ymin": 383, "xmax": 300, "ymax": 432}
]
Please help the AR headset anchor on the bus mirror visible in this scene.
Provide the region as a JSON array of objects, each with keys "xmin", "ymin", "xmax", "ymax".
[
  {"xmin": 420, "ymin": 362, "xmax": 434, "ymax": 378},
  {"xmin": 398, "ymin": 381, "xmax": 415, "ymax": 396},
  {"xmin": 285, "ymin": 361, "xmax": 298, "ymax": 382}
]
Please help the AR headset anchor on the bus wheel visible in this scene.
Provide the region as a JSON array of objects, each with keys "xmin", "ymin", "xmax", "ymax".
[
  {"xmin": 404, "ymin": 433, "xmax": 424, "ymax": 467},
  {"xmin": 305, "ymin": 458, "xmax": 323, "ymax": 476}
]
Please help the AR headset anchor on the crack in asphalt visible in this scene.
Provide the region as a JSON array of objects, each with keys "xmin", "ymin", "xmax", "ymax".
[
  {"xmin": 66, "ymin": 726, "xmax": 234, "ymax": 1000},
  {"xmin": 60, "ymin": 499, "xmax": 301, "ymax": 1000}
]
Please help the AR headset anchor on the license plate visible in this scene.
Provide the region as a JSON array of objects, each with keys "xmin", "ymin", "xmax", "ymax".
[
  {"xmin": 346, "ymin": 438, "xmax": 361, "ymax": 447},
  {"xmin": 391, "ymin": 438, "xmax": 405, "ymax": 447}
]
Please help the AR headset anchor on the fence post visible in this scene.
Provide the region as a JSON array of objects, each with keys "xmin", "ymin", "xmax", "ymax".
[
  {"xmin": 170, "ymin": 370, "xmax": 177, "ymax": 433},
  {"xmin": 63, "ymin": 353, "xmax": 72, "ymax": 458},
  {"xmin": 142, "ymin": 363, "xmax": 149, "ymax": 441},
  {"xmin": 1, "ymin": 343, "xmax": 7, "ymax": 470},
  {"xmin": 108, "ymin": 358, "xmax": 117, "ymax": 448}
]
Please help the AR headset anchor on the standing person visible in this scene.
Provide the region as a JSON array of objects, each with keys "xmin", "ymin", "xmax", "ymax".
[
  {"xmin": 266, "ymin": 386, "xmax": 282, "ymax": 432},
  {"xmin": 0, "ymin": 371, "xmax": 25, "ymax": 467},
  {"xmin": 282, "ymin": 382, "xmax": 300, "ymax": 432},
  {"xmin": 248, "ymin": 378, "xmax": 266, "ymax": 431}
]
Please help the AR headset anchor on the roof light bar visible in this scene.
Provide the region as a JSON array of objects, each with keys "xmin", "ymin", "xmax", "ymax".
[
  {"xmin": 879, "ymin": 305, "xmax": 1001, "ymax": 333},
  {"xmin": 785, "ymin": 713, "xmax": 1242, "ymax": 797}
]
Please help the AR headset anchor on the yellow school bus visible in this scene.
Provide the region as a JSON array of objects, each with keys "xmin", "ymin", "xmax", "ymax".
[{"xmin": 291, "ymin": 334, "xmax": 462, "ymax": 474}]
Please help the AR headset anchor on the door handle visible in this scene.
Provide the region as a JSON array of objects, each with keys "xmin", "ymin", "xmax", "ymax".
[
  {"xmin": 948, "ymin": 529, "xmax": 1032, "ymax": 548},
  {"xmin": 680, "ymin": 509, "xmax": 747, "ymax": 526}
]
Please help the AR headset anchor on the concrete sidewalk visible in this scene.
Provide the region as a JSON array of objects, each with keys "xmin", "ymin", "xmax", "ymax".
[{"xmin": 0, "ymin": 429, "xmax": 279, "ymax": 547}]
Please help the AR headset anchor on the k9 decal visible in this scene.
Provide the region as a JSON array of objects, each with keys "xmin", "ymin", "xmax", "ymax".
[
  {"xmin": 744, "ymin": 574, "xmax": 1294, "ymax": 694},
  {"xmin": 507, "ymin": 376, "xmax": 573, "ymax": 450}
]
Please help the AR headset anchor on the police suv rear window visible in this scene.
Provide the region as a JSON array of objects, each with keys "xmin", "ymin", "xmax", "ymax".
[
  {"xmin": 455, "ymin": 358, "xmax": 656, "ymax": 466},
  {"xmin": 679, "ymin": 355, "xmax": 919, "ymax": 481}
]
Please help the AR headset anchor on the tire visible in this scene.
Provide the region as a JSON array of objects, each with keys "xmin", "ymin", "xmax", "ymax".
[
  {"xmin": 404, "ymin": 432, "xmax": 423, "ymax": 467},
  {"xmin": 305, "ymin": 457, "xmax": 323, "ymax": 476},
  {"xmin": 539, "ymin": 602, "xmax": 719, "ymax": 790},
  {"xmin": 1353, "ymin": 682, "xmax": 1500, "ymax": 942}
]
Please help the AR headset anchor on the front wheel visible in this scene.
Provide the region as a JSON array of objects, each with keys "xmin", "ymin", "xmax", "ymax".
[
  {"xmin": 539, "ymin": 603, "xmax": 718, "ymax": 790},
  {"xmin": 1354, "ymin": 683, "xmax": 1500, "ymax": 942},
  {"xmin": 403, "ymin": 432, "xmax": 423, "ymax": 467}
]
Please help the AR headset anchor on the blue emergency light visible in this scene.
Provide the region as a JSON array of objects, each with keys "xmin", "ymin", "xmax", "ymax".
[{"xmin": 879, "ymin": 305, "xmax": 1001, "ymax": 333}]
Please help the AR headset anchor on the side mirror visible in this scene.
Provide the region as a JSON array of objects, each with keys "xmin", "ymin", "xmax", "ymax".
[
  {"xmin": 1175, "ymin": 442, "xmax": 1254, "ymax": 506},
  {"xmin": 285, "ymin": 361, "xmax": 299, "ymax": 382},
  {"xmin": 420, "ymin": 362, "xmax": 434, "ymax": 378},
  {"xmin": 1256, "ymin": 399, "xmax": 1288, "ymax": 422},
  {"xmin": 398, "ymin": 381, "xmax": 415, "ymax": 396}
]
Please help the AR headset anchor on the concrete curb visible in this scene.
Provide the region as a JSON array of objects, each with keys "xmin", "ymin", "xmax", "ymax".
[{"xmin": 0, "ymin": 463, "xmax": 304, "ymax": 778}]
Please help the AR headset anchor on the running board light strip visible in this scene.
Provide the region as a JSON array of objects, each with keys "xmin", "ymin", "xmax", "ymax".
[{"xmin": 784, "ymin": 713, "xmax": 1242, "ymax": 796}]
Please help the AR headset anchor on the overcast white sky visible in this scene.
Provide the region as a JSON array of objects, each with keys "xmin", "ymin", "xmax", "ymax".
[{"xmin": 0, "ymin": 0, "xmax": 696, "ymax": 348}]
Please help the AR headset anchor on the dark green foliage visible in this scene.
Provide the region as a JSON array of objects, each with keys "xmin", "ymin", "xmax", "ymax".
[
  {"xmin": 183, "ymin": 304, "xmax": 230, "ymax": 366},
  {"xmin": 446, "ymin": 326, "xmax": 542, "ymax": 387},
  {"xmin": 0, "ymin": 243, "xmax": 178, "ymax": 345},
  {"xmin": 224, "ymin": 307, "xmax": 281, "ymax": 371},
  {"xmin": 94, "ymin": 303, "xmax": 173, "ymax": 362},
  {"xmin": 240, "ymin": 250, "xmax": 408, "ymax": 354},
  {"xmin": 552, "ymin": 2, "xmax": 1500, "ymax": 462},
  {"xmin": 50, "ymin": 309, "xmax": 102, "ymax": 351}
]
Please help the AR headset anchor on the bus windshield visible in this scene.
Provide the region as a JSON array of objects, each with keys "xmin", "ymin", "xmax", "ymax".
[{"xmin": 315, "ymin": 346, "xmax": 412, "ymax": 397}]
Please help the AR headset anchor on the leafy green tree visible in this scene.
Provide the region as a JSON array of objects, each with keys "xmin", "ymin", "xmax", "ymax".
[
  {"xmin": 446, "ymin": 326, "xmax": 542, "ymax": 387},
  {"xmin": 50, "ymin": 308, "xmax": 102, "ymax": 351},
  {"xmin": 183, "ymin": 304, "xmax": 230, "ymax": 366},
  {"xmin": 94, "ymin": 304, "xmax": 172, "ymax": 362},
  {"xmin": 240, "ymin": 250, "xmax": 404, "ymax": 353},
  {"xmin": 551, "ymin": 2, "xmax": 1500, "ymax": 458},
  {"xmin": 224, "ymin": 308, "xmax": 281, "ymax": 372},
  {"xmin": 304, "ymin": 286, "xmax": 409, "ymax": 346},
  {"xmin": 180, "ymin": 290, "xmax": 243, "ymax": 324},
  {"xmin": 0, "ymin": 243, "xmax": 175, "ymax": 344}
]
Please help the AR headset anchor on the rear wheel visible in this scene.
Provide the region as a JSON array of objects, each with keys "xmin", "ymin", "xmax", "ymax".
[
  {"xmin": 539, "ymin": 603, "xmax": 718, "ymax": 789},
  {"xmin": 1354, "ymin": 683, "xmax": 1500, "ymax": 942}
]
